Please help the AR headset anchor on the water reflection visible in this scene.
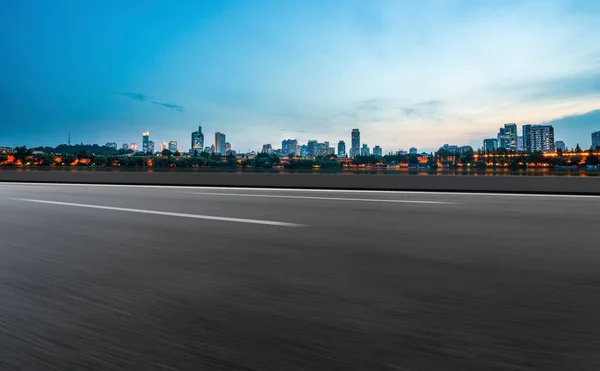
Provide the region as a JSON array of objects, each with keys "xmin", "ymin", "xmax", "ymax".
[{"xmin": 6, "ymin": 167, "xmax": 600, "ymax": 177}]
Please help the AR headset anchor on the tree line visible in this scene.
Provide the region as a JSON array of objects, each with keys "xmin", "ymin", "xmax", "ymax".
[{"xmin": 2, "ymin": 145, "xmax": 599, "ymax": 169}]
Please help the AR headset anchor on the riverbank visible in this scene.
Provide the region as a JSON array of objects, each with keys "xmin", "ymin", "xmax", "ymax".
[
  {"xmin": 1, "ymin": 166, "xmax": 599, "ymax": 176},
  {"xmin": 2, "ymin": 169, "xmax": 599, "ymax": 194}
]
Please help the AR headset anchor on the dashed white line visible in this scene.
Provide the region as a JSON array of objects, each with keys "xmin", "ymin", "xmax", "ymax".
[
  {"xmin": 188, "ymin": 192, "xmax": 455, "ymax": 204},
  {"xmin": 12, "ymin": 198, "xmax": 306, "ymax": 227}
]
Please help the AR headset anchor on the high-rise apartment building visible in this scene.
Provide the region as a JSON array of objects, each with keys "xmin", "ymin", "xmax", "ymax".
[
  {"xmin": 592, "ymin": 131, "xmax": 600, "ymax": 150},
  {"xmin": 373, "ymin": 145, "xmax": 382, "ymax": 157},
  {"xmin": 307, "ymin": 140, "xmax": 318, "ymax": 158},
  {"xmin": 337, "ymin": 141, "xmax": 346, "ymax": 157},
  {"xmin": 523, "ymin": 125, "xmax": 532, "ymax": 152},
  {"xmin": 160, "ymin": 142, "xmax": 168, "ymax": 152},
  {"xmin": 483, "ymin": 138, "xmax": 498, "ymax": 152},
  {"xmin": 282, "ymin": 139, "xmax": 298, "ymax": 156},
  {"xmin": 523, "ymin": 125, "xmax": 531, "ymax": 152},
  {"xmin": 498, "ymin": 123, "xmax": 517, "ymax": 151},
  {"xmin": 361, "ymin": 143, "xmax": 370, "ymax": 156},
  {"xmin": 142, "ymin": 132, "xmax": 150, "ymax": 153},
  {"xmin": 350, "ymin": 129, "xmax": 360, "ymax": 157},
  {"xmin": 215, "ymin": 132, "xmax": 226, "ymax": 155},
  {"xmin": 147, "ymin": 141, "xmax": 154, "ymax": 154},
  {"xmin": 524, "ymin": 125, "xmax": 555, "ymax": 152},
  {"xmin": 262, "ymin": 144, "xmax": 273, "ymax": 153},
  {"xmin": 300, "ymin": 145, "xmax": 309, "ymax": 158},
  {"xmin": 191, "ymin": 126, "xmax": 204, "ymax": 153},
  {"xmin": 317, "ymin": 142, "xmax": 328, "ymax": 157},
  {"xmin": 517, "ymin": 136, "xmax": 524, "ymax": 152},
  {"xmin": 168, "ymin": 141, "xmax": 177, "ymax": 153}
]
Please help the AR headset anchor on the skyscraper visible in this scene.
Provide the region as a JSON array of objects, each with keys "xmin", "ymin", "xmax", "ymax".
[
  {"xmin": 523, "ymin": 124, "xmax": 532, "ymax": 152},
  {"xmin": 300, "ymin": 145, "xmax": 309, "ymax": 158},
  {"xmin": 147, "ymin": 141, "xmax": 154, "ymax": 154},
  {"xmin": 517, "ymin": 136, "xmax": 524, "ymax": 152},
  {"xmin": 337, "ymin": 141, "xmax": 346, "ymax": 157},
  {"xmin": 361, "ymin": 143, "xmax": 370, "ymax": 156},
  {"xmin": 592, "ymin": 131, "xmax": 600, "ymax": 150},
  {"xmin": 142, "ymin": 132, "xmax": 150, "ymax": 153},
  {"xmin": 483, "ymin": 138, "xmax": 498, "ymax": 152},
  {"xmin": 282, "ymin": 139, "xmax": 298, "ymax": 156},
  {"xmin": 307, "ymin": 140, "xmax": 318, "ymax": 158},
  {"xmin": 225, "ymin": 142, "xmax": 231, "ymax": 153},
  {"xmin": 350, "ymin": 129, "xmax": 360, "ymax": 157},
  {"xmin": 160, "ymin": 142, "xmax": 168, "ymax": 152},
  {"xmin": 168, "ymin": 141, "xmax": 177, "ymax": 153},
  {"xmin": 373, "ymin": 145, "xmax": 382, "ymax": 157},
  {"xmin": 314, "ymin": 142, "xmax": 328, "ymax": 157},
  {"xmin": 555, "ymin": 141, "xmax": 566, "ymax": 152},
  {"xmin": 215, "ymin": 132, "xmax": 226, "ymax": 155},
  {"xmin": 191, "ymin": 126, "xmax": 204, "ymax": 153},
  {"xmin": 525, "ymin": 125, "xmax": 555, "ymax": 152},
  {"xmin": 409, "ymin": 147, "xmax": 418, "ymax": 155},
  {"xmin": 498, "ymin": 123, "xmax": 517, "ymax": 151}
]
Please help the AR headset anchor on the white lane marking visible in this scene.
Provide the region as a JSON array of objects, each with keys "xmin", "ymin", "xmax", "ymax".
[
  {"xmin": 12, "ymin": 198, "xmax": 306, "ymax": 227},
  {"xmin": 2, "ymin": 182, "xmax": 600, "ymax": 199},
  {"xmin": 188, "ymin": 192, "xmax": 455, "ymax": 204}
]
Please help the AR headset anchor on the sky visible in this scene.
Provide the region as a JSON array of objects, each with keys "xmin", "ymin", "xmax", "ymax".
[{"xmin": 1, "ymin": 0, "xmax": 600, "ymax": 153}]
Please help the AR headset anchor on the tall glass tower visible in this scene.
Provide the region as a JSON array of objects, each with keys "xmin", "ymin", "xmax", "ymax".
[
  {"xmin": 191, "ymin": 126, "xmax": 204, "ymax": 153},
  {"xmin": 351, "ymin": 129, "xmax": 360, "ymax": 157},
  {"xmin": 215, "ymin": 132, "xmax": 226, "ymax": 155},
  {"xmin": 142, "ymin": 132, "xmax": 150, "ymax": 153},
  {"xmin": 337, "ymin": 140, "xmax": 346, "ymax": 157}
]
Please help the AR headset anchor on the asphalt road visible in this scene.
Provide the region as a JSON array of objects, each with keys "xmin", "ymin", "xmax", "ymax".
[{"xmin": 1, "ymin": 183, "xmax": 600, "ymax": 371}]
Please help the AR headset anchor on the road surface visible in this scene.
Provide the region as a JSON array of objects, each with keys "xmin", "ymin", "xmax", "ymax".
[{"xmin": 1, "ymin": 183, "xmax": 599, "ymax": 370}]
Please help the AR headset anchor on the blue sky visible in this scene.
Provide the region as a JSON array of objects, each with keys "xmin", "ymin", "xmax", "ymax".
[{"xmin": 1, "ymin": 0, "xmax": 599, "ymax": 152}]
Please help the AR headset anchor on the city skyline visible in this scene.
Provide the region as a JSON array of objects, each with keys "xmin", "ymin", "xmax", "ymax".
[
  {"xmin": 2, "ymin": 1, "xmax": 600, "ymax": 150},
  {"xmin": 30, "ymin": 122, "xmax": 600, "ymax": 157},
  {"xmin": 5, "ymin": 122, "xmax": 600, "ymax": 158}
]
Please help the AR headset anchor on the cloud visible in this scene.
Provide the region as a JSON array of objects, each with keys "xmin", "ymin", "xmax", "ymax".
[
  {"xmin": 119, "ymin": 92, "xmax": 185, "ymax": 112},
  {"xmin": 542, "ymin": 109, "xmax": 600, "ymax": 148},
  {"xmin": 119, "ymin": 92, "xmax": 148, "ymax": 102},
  {"xmin": 495, "ymin": 69, "xmax": 600, "ymax": 102},
  {"xmin": 338, "ymin": 99, "xmax": 446, "ymax": 125},
  {"xmin": 150, "ymin": 101, "xmax": 186, "ymax": 112}
]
